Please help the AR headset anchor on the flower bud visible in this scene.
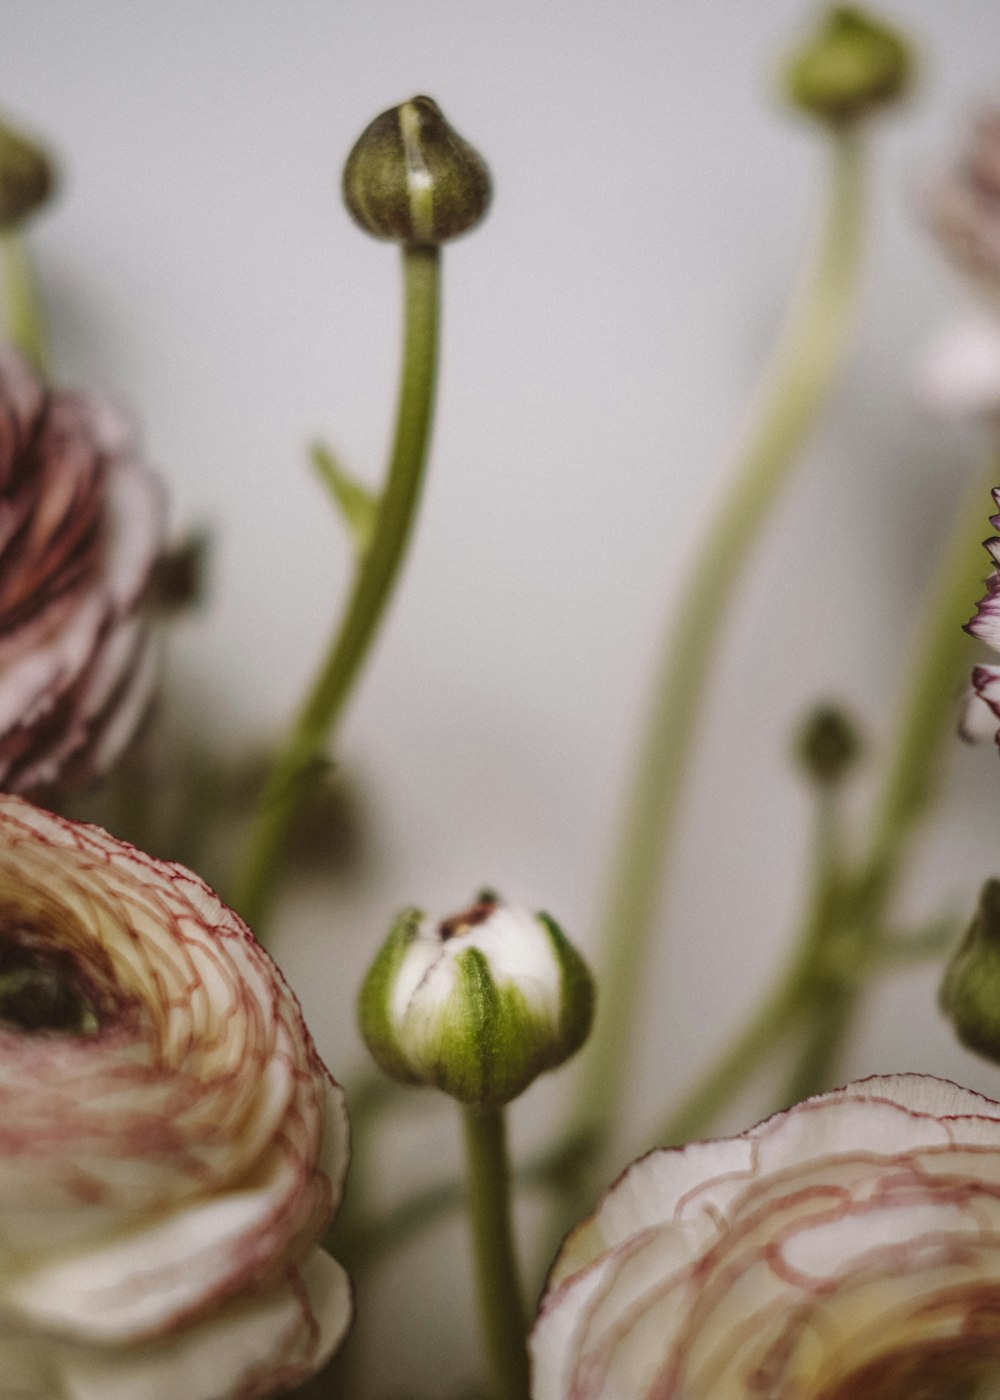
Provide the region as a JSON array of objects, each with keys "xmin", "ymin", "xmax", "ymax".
[
  {"xmin": 794, "ymin": 703, "xmax": 862, "ymax": 785},
  {"xmin": 358, "ymin": 893, "xmax": 594, "ymax": 1108},
  {"xmin": 0, "ymin": 114, "xmax": 56, "ymax": 229},
  {"xmin": 783, "ymin": 7, "xmax": 913, "ymax": 126},
  {"xmin": 342, "ymin": 95, "xmax": 491, "ymax": 246},
  {"xmin": 940, "ymin": 880, "xmax": 1000, "ymax": 1062}
]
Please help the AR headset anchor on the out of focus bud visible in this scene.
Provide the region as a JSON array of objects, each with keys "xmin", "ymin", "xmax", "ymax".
[
  {"xmin": 794, "ymin": 703, "xmax": 863, "ymax": 785},
  {"xmin": 358, "ymin": 892, "xmax": 594, "ymax": 1108},
  {"xmin": 0, "ymin": 114, "xmax": 56, "ymax": 229},
  {"xmin": 342, "ymin": 95, "xmax": 491, "ymax": 246},
  {"xmin": 940, "ymin": 880, "xmax": 1000, "ymax": 1062},
  {"xmin": 783, "ymin": 7, "xmax": 912, "ymax": 126}
]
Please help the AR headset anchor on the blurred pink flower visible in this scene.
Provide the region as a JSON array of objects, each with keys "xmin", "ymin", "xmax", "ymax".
[
  {"xmin": 0, "ymin": 795, "xmax": 351, "ymax": 1399},
  {"xmin": 532, "ymin": 1075, "xmax": 1000, "ymax": 1399},
  {"xmin": 918, "ymin": 109, "xmax": 1000, "ymax": 420},
  {"xmin": 0, "ymin": 350, "xmax": 164, "ymax": 796}
]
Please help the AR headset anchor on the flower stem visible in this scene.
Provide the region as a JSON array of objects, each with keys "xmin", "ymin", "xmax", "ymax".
[
  {"xmin": 650, "ymin": 782, "xmax": 842, "ymax": 1152},
  {"xmin": 778, "ymin": 457, "xmax": 996, "ymax": 1103},
  {"xmin": 568, "ymin": 125, "xmax": 868, "ymax": 1161},
  {"xmin": 234, "ymin": 244, "xmax": 441, "ymax": 931},
  {"xmin": 1, "ymin": 231, "xmax": 48, "ymax": 374},
  {"xmin": 461, "ymin": 1105, "xmax": 530, "ymax": 1400}
]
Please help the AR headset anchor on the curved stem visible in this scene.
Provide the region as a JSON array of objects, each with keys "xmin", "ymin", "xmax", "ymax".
[
  {"xmin": 462, "ymin": 1105, "xmax": 530, "ymax": 1400},
  {"xmin": 1, "ymin": 231, "xmax": 48, "ymax": 374},
  {"xmin": 778, "ymin": 457, "xmax": 997, "ymax": 1104},
  {"xmin": 568, "ymin": 126, "xmax": 868, "ymax": 1159},
  {"xmin": 649, "ymin": 784, "xmax": 842, "ymax": 1153},
  {"xmin": 234, "ymin": 245, "xmax": 441, "ymax": 930}
]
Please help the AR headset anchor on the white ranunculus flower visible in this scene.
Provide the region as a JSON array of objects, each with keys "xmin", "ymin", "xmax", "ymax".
[
  {"xmin": 0, "ymin": 794, "xmax": 351, "ymax": 1400},
  {"xmin": 531, "ymin": 1074, "xmax": 1000, "ymax": 1399}
]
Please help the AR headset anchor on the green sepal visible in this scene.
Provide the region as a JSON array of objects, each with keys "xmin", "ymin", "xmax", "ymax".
[
  {"xmin": 358, "ymin": 906, "xmax": 425, "ymax": 1084},
  {"xmin": 940, "ymin": 881, "xmax": 1000, "ymax": 1064}
]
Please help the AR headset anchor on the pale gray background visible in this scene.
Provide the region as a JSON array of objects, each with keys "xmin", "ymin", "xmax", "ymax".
[{"xmin": 5, "ymin": 1, "xmax": 1000, "ymax": 1392}]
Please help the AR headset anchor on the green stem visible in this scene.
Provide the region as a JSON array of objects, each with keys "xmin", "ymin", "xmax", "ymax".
[
  {"xmin": 650, "ymin": 785, "xmax": 842, "ymax": 1151},
  {"xmin": 234, "ymin": 244, "xmax": 441, "ymax": 931},
  {"xmin": 462, "ymin": 1105, "xmax": 530, "ymax": 1400},
  {"xmin": 569, "ymin": 125, "xmax": 867, "ymax": 1158},
  {"xmin": 1, "ymin": 231, "xmax": 48, "ymax": 374},
  {"xmin": 779, "ymin": 458, "xmax": 997, "ymax": 1103}
]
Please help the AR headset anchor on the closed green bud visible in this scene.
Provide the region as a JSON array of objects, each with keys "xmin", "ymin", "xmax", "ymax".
[
  {"xmin": 784, "ymin": 7, "xmax": 913, "ymax": 126},
  {"xmin": 0, "ymin": 115, "xmax": 56, "ymax": 229},
  {"xmin": 794, "ymin": 703, "xmax": 862, "ymax": 785},
  {"xmin": 940, "ymin": 880, "xmax": 1000, "ymax": 1062},
  {"xmin": 342, "ymin": 95, "xmax": 491, "ymax": 246},
  {"xmin": 358, "ymin": 892, "xmax": 594, "ymax": 1108}
]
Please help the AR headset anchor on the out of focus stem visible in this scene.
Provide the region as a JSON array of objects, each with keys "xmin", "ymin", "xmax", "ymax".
[
  {"xmin": 1, "ymin": 231, "xmax": 47, "ymax": 374},
  {"xmin": 235, "ymin": 244, "xmax": 440, "ymax": 931},
  {"xmin": 780, "ymin": 456, "xmax": 996, "ymax": 1102},
  {"xmin": 462, "ymin": 1105, "xmax": 530, "ymax": 1400},
  {"xmin": 567, "ymin": 125, "xmax": 867, "ymax": 1166}
]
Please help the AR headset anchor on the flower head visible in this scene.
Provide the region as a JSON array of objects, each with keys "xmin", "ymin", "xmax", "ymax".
[
  {"xmin": 342, "ymin": 95, "xmax": 491, "ymax": 247},
  {"xmin": 358, "ymin": 892, "xmax": 594, "ymax": 1108},
  {"xmin": 0, "ymin": 350, "xmax": 165, "ymax": 797},
  {"xmin": 919, "ymin": 108, "xmax": 1000, "ymax": 421},
  {"xmin": 531, "ymin": 1074, "xmax": 1000, "ymax": 1399},
  {"xmin": 960, "ymin": 487, "xmax": 1000, "ymax": 748},
  {"xmin": 0, "ymin": 795, "xmax": 350, "ymax": 1399}
]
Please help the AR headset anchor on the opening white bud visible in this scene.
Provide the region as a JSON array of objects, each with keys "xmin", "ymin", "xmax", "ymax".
[{"xmin": 358, "ymin": 893, "xmax": 594, "ymax": 1109}]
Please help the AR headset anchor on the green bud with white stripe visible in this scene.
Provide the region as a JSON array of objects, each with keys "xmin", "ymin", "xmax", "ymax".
[
  {"xmin": 358, "ymin": 893, "xmax": 594, "ymax": 1108},
  {"xmin": 342, "ymin": 95, "xmax": 491, "ymax": 247}
]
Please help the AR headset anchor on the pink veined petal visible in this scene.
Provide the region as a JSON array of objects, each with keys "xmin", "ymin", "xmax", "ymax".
[{"xmin": 0, "ymin": 1250, "xmax": 351, "ymax": 1400}]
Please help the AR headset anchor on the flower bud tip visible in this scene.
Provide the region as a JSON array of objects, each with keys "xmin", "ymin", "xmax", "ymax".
[
  {"xmin": 783, "ymin": 6, "xmax": 913, "ymax": 126},
  {"xmin": 794, "ymin": 702, "xmax": 863, "ymax": 785},
  {"xmin": 0, "ymin": 115, "xmax": 56, "ymax": 229},
  {"xmin": 342, "ymin": 95, "xmax": 491, "ymax": 246}
]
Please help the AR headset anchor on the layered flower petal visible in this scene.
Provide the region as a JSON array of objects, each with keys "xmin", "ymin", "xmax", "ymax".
[
  {"xmin": 531, "ymin": 1074, "xmax": 1000, "ymax": 1400},
  {"xmin": 0, "ymin": 795, "xmax": 350, "ymax": 1399},
  {"xmin": 0, "ymin": 351, "xmax": 165, "ymax": 797}
]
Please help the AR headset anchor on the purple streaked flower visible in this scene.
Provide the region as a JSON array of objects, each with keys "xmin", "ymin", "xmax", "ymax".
[
  {"xmin": 961, "ymin": 486, "xmax": 1000, "ymax": 745},
  {"xmin": 0, "ymin": 795, "xmax": 351, "ymax": 1398},
  {"xmin": 0, "ymin": 349, "xmax": 165, "ymax": 797},
  {"xmin": 531, "ymin": 1075, "xmax": 1000, "ymax": 1400}
]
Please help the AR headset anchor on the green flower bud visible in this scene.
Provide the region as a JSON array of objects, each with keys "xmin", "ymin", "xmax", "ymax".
[
  {"xmin": 794, "ymin": 703, "xmax": 863, "ymax": 785},
  {"xmin": 0, "ymin": 115, "xmax": 56, "ymax": 229},
  {"xmin": 358, "ymin": 893, "xmax": 594, "ymax": 1109},
  {"xmin": 940, "ymin": 880, "xmax": 1000, "ymax": 1062},
  {"xmin": 783, "ymin": 7, "xmax": 913, "ymax": 126},
  {"xmin": 342, "ymin": 95, "xmax": 491, "ymax": 246}
]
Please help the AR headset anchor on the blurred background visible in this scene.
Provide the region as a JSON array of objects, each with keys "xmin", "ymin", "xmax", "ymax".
[{"xmin": 5, "ymin": 1, "xmax": 1000, "ymax": 1393}]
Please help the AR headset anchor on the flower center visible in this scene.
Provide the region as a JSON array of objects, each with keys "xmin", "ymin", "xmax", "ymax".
[
  {"xmin": 0, "ymin": 936, "xmax": 98, "ymax": 1034},
  {"xmin": 819, "ymin": 1338, "xmax": 1000, "ymax": 1400}
]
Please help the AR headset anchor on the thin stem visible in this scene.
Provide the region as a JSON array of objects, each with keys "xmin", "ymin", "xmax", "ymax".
[
  {"xmin": 778, "ymin": 457, "xmax": 997, "ymax": 1103},
  {"xmin": 569, "ymin": 125, "xmax": 868, "ymax": 1159},
  {"xmin": 1, "ymin": 231, "xmax": 48, "ymax": 374},
  {"xmin": 650, "ymin": 785, "xmax": 842, "ymax": 1152},
  {"xmin": 462, "ymin": 1105, "xmax": 530, "ymax": 1400},
  {"xmin": 234, "ymin": 245, "xmax": 441, "ymax": 930}
]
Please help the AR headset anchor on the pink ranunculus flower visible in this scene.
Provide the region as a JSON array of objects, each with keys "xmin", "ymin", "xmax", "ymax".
[
  {"xmin": 961, "ymin": 487, "xmax": 1000, "ymax": 747},
  {"xmin": 531, "ymin": 1075, "xmax": 1000, "ymax": 1399},
  {"xmin": 0, "ymin": 349, "xmax": 164, "ymax": 797},
  {"xmin": 0, "ymin": 795, "xmax": 351, "ymax": 1400}
]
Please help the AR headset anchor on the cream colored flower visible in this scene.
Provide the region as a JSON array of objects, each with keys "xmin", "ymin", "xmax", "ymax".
[
  {"xmin": 532, "ymin": 1075, "xmax": 1000, "ymax": 1399},
  {"xmin": 0, "ymin": 795, "xmax": 350, "ymax": 1400}
]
